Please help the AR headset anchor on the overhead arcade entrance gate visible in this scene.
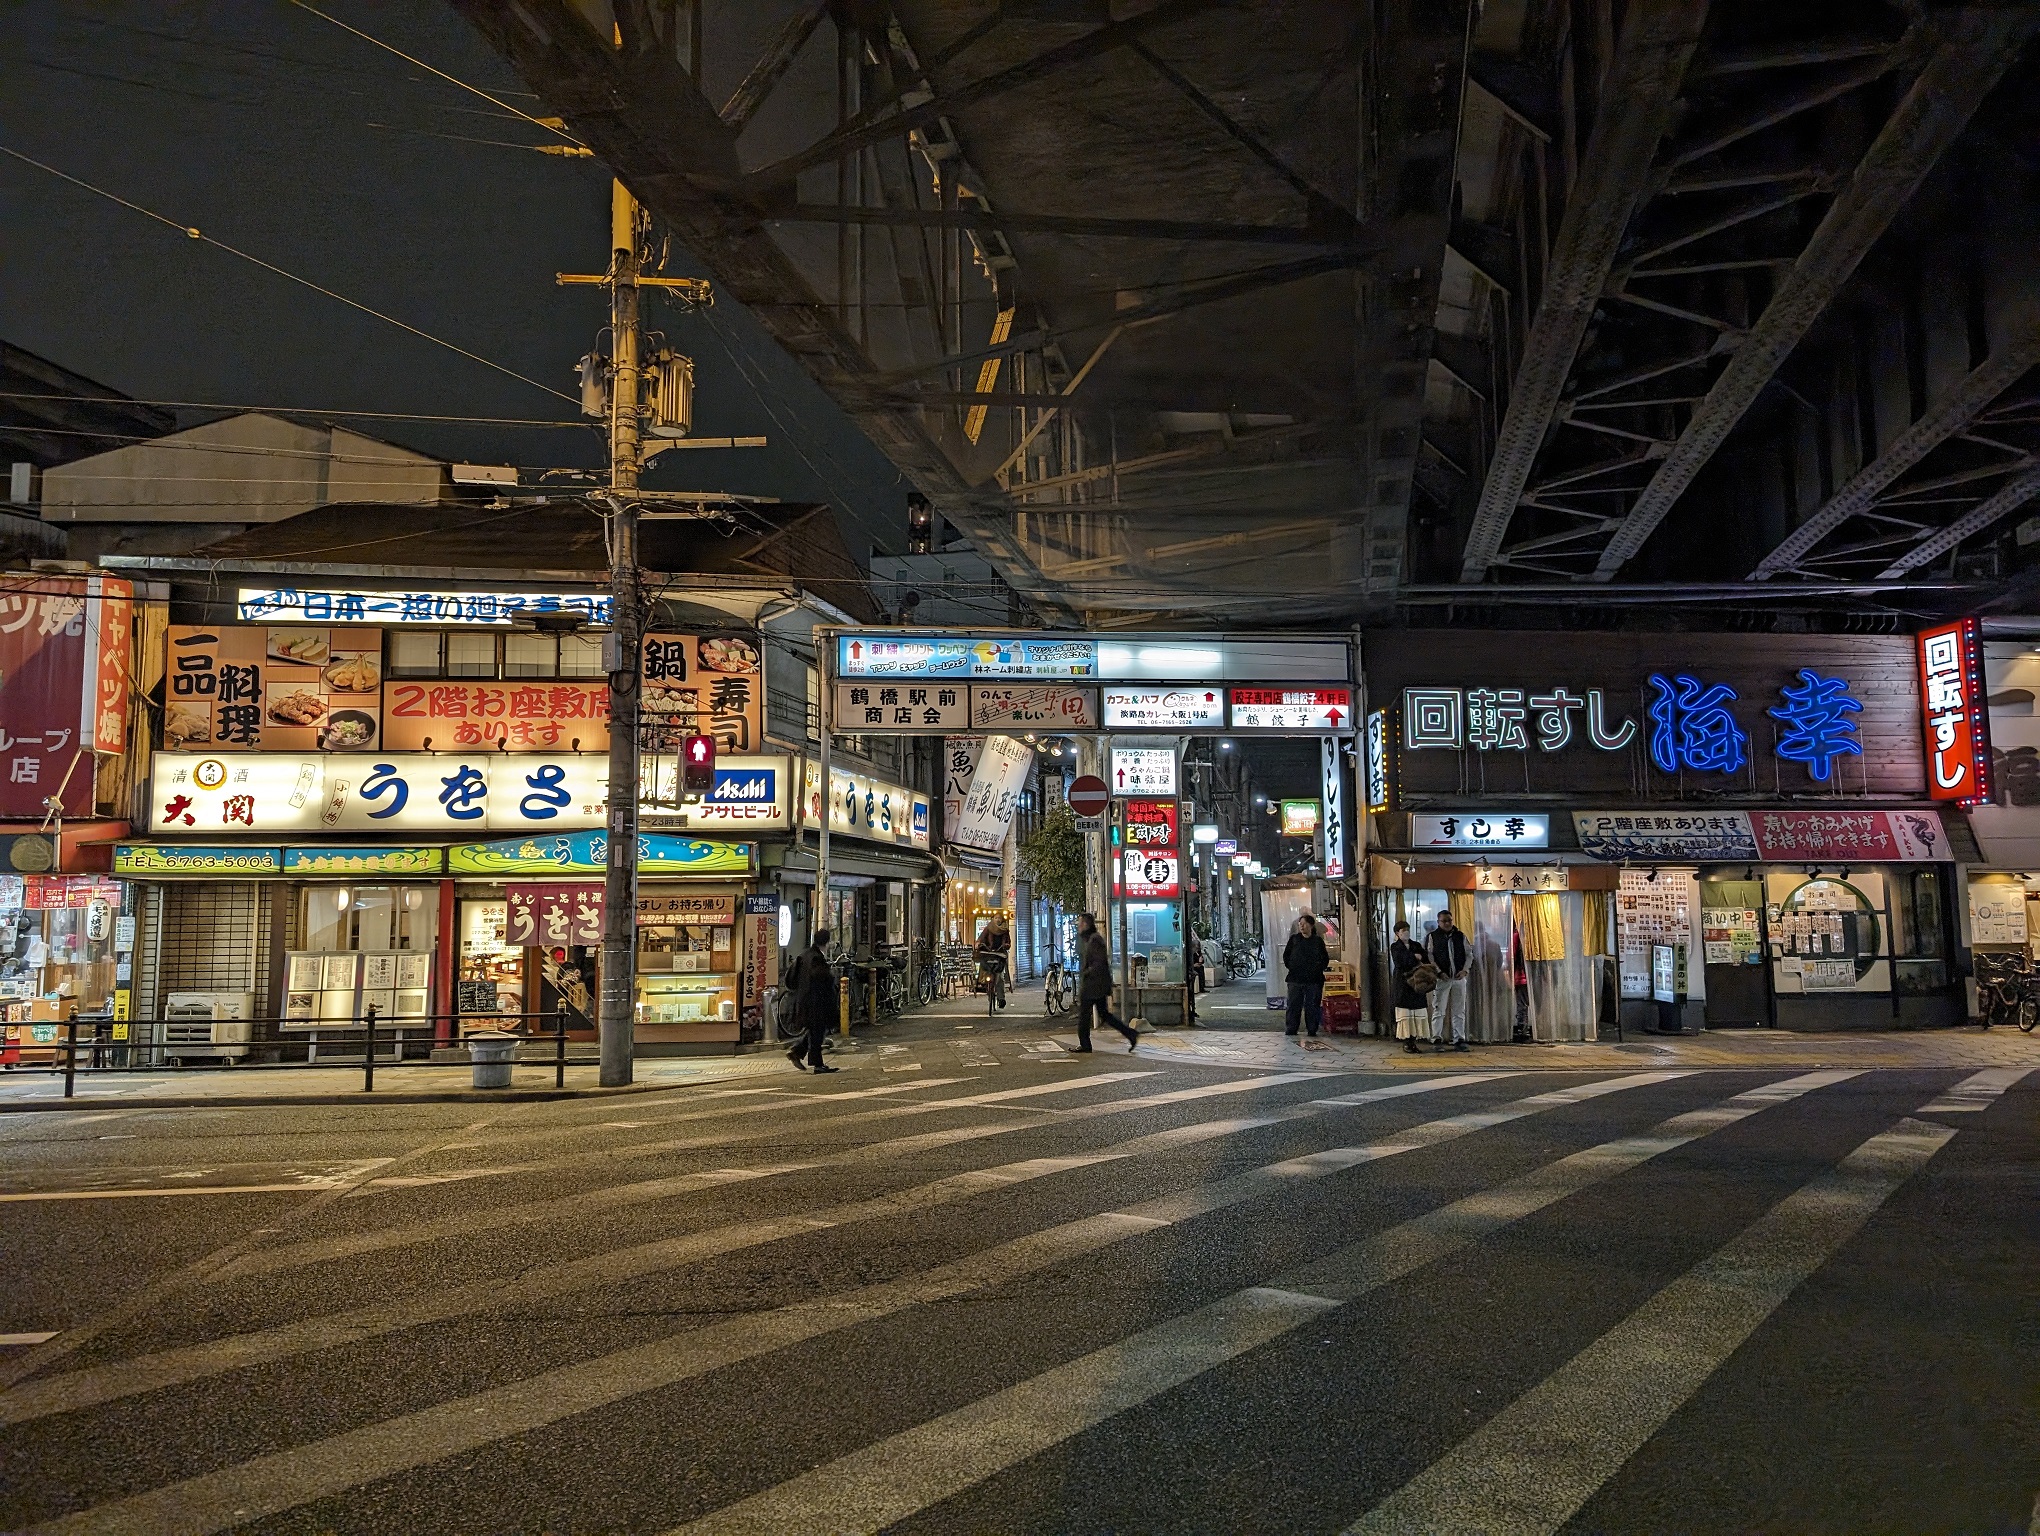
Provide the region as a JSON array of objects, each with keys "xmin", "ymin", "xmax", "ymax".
[{"xmin": 814, "ymin": 629, "xmax": 1361, "ymax": 1023}]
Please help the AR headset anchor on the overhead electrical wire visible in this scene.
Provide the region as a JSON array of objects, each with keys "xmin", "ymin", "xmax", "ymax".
[
  {"xmin": 284, "ymin": 0, "xmax": 585, "ymax": 150},
  {"xmin": 0, "ymin": 393, "xmax": 592, "ymax": 429},
  {"xmin": 0, "ymin": 143, "xmax": 578, "ymax": 406}
]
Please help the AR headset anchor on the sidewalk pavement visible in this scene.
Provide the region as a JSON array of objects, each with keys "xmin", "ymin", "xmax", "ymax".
[{"xmin": 0, "ymin": 1048, "xmax": 816, "ymax": 1112}]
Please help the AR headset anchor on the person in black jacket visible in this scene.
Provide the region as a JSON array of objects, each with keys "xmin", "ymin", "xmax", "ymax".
[
  {"xmin": 784, "ymin": 928, "xmax": 841, "ymax": 1073},
  {"xmin": 1388, "ymin": 920, "xmax": 1432, "ymax": 1053},
  {"xmin": 1428, "ymin": 908, "xmax": 1472, "ymax": 1052},
  {"xmin": 1074, "ymin": 912, "xmax": 1137, "ymax": 1052},
  {"xmin": 1282, "ymin": 912, "xmax": 1330, "ymax": 1039}
]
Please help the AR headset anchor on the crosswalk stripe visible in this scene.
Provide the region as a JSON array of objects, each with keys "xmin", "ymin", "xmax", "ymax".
[
  {"xmin": 0, "ymin": 1070, "xmax": 1439, "ymax": 1428},
  {"xmin": 12, "ymin": 1071, "xmax": 1667, "ymax": 1533},
  {"xmin": 1342, "ymin": 1112, "xmax": 1954, "ymax": 1535},
  {"xmin": 223, "ymin": 1068, "xmax": 1330, "ymax": 1281},
  {"xmin": 673, "ymin": 1288, "xmax": 1346, "ymax": 1536},
  {"xmin": 663, "ymin": 1070, "xmax": 1853, "ymax": 1535},
  {"xmin": 1915, "ymin": 1064, "xmax": 2034, "ymax": 1114},
  {"xmin": 344, "ymin": 1072, "xmax": 1140, "ymax": 1193}
]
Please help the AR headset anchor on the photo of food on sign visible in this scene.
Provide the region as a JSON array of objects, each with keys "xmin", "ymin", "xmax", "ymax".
[
  {"xmin": 639, "ymin": 633, "xmax": 763, "ymax": 754},
  {"xmin": 166, "ymin": 625, "xmax": 382, "ymax": 753}
]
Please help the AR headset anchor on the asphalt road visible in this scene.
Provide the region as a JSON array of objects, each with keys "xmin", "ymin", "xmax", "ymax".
[{"xmin": 1, "ymin": 1020, "xmax": 2036, "ymax": 1534}]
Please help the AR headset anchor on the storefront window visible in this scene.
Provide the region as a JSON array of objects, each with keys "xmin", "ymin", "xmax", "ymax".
[
  {"xmin": 458, "ymin": 899, "xmax": 524, "ymax": 1022},
  {"xmin": 388, "ymin": 631, "xmax": 442, "ymax": 677},
  {"xmin": 636, "ymin": 892, "xmax": 741, "ymax": 1030},
  {"xmin": 289, "ymin": 885, "xmax": 438, "ymax": 1030},
  {"xmin": 0, "ymin": 876, "xmax": 121, "ymax": 1013},
  {"xmin": 503, "ymin": 631, "xmax": 557, "ymax": 678},
  {"xmin": 1889, "ymin": 867, "xmax": 1947, "ymax": 994},
  {"xmin": 560, "ymin": 633, "xmax": 604, "ymax": 677},
  {"xmin": 446, "ymin": 632, "xmax": 496, "ymax": 678}
]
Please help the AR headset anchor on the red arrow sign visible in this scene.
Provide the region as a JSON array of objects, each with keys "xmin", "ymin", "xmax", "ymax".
[{"xmin": 1323, "ymin": 706, "xmax": 1345, "ymax": 727}]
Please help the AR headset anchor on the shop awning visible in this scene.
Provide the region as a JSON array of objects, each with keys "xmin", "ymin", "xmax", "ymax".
[{"xmin": 769, "ymin": 835, "xmax": 940, "ymax": 885}]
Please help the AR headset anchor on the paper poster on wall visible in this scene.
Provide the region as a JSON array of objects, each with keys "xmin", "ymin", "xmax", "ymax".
[{"xmin": 1766, "ymin": 870, "xmax": 1887, "ymax": 992}]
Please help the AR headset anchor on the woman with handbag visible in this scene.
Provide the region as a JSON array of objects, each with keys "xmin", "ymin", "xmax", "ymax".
[{"xmin": 1389, "ymin": 920, "xmax": 1436, "ymax": 1053}]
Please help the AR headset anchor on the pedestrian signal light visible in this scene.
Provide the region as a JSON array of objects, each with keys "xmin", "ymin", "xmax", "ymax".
[{"xmin": 682, "ymin": 734, "xmax": 716, "ymax": 799}]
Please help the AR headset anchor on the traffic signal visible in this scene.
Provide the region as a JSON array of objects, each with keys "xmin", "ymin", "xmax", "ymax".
[{"xmin": 682, "ymin": 734, "xmax": 715, "ymax": 799}]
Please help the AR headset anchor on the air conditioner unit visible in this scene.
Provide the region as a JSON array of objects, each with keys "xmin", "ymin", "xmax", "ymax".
[{"xmin": 163, "ymin": 992, "xmax": 256, "ymax": 1062}]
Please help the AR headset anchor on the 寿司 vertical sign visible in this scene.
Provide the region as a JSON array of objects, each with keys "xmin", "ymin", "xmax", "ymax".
[{"xmin": 1916, "ymin": 618, "xmax": 1989, "ymax": 804}]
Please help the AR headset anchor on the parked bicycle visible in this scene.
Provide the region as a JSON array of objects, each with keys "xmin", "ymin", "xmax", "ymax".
[
  {"xmin": 1974, "ymin": 950, "xmax": 2040, "ymax": 1031},
  {"xmin": 1042, "ymin": 959, "xmax": 1073, "ymax": 1017}
]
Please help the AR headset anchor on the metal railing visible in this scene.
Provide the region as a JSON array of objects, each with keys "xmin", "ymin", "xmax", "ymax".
[{"xmin": 6, "ymin": 1006, "xmax": 591, "ymax": 1099}]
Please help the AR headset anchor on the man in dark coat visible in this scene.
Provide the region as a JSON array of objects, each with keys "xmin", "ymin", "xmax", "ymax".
[
  {"xmin": 785, "ymin": 928, "xmax": 841, "ymax": 1073},
  {"xmin": 1074, "ymin": 912, "xmax": 1138, "ymax": 1052},
  {"xmin": 1282, "ymin": 912, "xmax": 1331, "ymax": 1039}
]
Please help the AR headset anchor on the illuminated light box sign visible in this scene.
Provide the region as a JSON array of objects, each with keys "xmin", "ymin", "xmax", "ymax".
[
  {"xmin": 1365, "ymin": 710, "xmax": 1389, "ymax": 812},
  {"xmin": 1214, "ymin": 838, "xmax": 1238, "ymax": 857},
  {"xmin": 970, "ymin": 684, "xmax": 1097, "ymax": 730},
  {"xmin": 1412, "ymin": 813, "xmax": 1549, "ymax": 849},
  {"xmin": 838, "ymin": 636, "xmax": 1097, "ymax": 679},
  {"xmin": 1103, "ymin": 688, "xmax": 1224, "ymax": 729},
  {"xmin": 1122, "ymin": 799, "xmax": 1179, "ymax": 847},
  {"xmin": 1110, "ymin": 747, "xmax": 1176, "ymax": 796},
  {"xmin": 1115, "ymin": 847, "xmax": 1182, "ymax": 899},
  {"xmin": 113, "ymin": 845, "xmax": 283, "ymax": 876},
  {"xmin": 239, "ymin": 587, "xmax": 610, "ymax": 626},
  {"xmin": 447, "ymin": 833, "xmax": 753, "ymax": 877},
  {"xmin": 1229, "ymin": 687, "xmax": 1351, "ymax": 731},
  {"xmin": 1572, "ymin": 810, "xmax": 1943, "ymax": 863},
  {"xmin": 1280, "ymin": 799, "xmax": 1320, "ymax": 838},
  {"xmin": 281, "ymin": 846, "xmax": 445, "ymax": 876},
  {"xmin": 1321, "ymin": 737, "xmax": 1347, "ymax": 880},
  {"xmin": 836, "ymin": 632, "xmax": 1349, "ymax": 683},
  {"xmin": 1917, "ymin": 619, "xmax": 1989, "ymax": 803},
  {"xmin": 798, "ymin": 760, "xmax": 933, "ymax": 849}
]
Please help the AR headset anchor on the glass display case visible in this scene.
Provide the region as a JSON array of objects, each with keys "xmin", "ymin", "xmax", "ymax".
[
  {"xmin": 635, "ymin": 972, "xmax": 739, "ymax": 1025},
  {"xmin": 635, "ymin": 897, "xmax": 742, "ymax": 1041}
]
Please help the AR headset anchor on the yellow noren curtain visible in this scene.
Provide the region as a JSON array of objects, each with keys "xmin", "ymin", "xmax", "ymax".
[
  {"xmin": 1516, "ymin": 892, "xmax": 1568, "ymax": 962},
  {"xmin": 1447, "ymin": 891, "xmax": 1476, "ymax": 934},
  {"xmin": 1581, "ymin": 890, "xmax": 1612, "ymax": 958}
]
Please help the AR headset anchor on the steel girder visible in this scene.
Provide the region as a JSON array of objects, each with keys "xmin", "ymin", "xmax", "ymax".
[
  {"xmin": 1750, "ymin": 320, "xmax": 2040, "ymax": 578},
  {"xmin": 1456, "ymin": 0, "xmax": 1712, "ymax": 581},
  {"xmin": 1453, "ymin": 3, "xmax": 2040, "ymax": 586}
]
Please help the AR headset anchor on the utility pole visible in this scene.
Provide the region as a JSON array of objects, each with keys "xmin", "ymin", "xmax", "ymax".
[{"xmin": 599, "ymin": 178, "xmax": 645, "ymax": 1088}]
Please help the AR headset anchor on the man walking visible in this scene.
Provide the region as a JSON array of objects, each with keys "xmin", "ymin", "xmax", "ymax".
[
  {"xmin": 1282, "ymin": 911, "xmax": 1330, "ymax": 1039},
  {"xmin": 1427, "ymin": 907, "xmax": 1471, "ymax": 1051},
  {"xmin": 784, "ymin": 928, "xmax": 841, "ymax": 1073},
  {"xmin": 1074, "ymin": 912, "xmax": 1138, "ymax": 1052}
]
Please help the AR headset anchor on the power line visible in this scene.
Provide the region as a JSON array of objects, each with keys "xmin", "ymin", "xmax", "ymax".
[
  {"xmin": 0, "ymin": 142, "xmax": 578, "ymax": 406},
  {"xmin": 284, "ymin": 0, "xmax": 584, "ymax": 150},
  {"xmin": 0, "ymin": 392, "xmax": 591, "ymax": 429}
]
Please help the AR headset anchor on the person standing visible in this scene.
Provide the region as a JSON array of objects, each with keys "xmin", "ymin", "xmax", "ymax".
[
  {"xmin": 1428, "ymin": 907, "xmax": 1472, "ymax": 1052},
  {"xmin": 784, "ymin": 928, "xmax": 841, "ymax": 1073},
  {"xmin": 1282, "ymin": 912, "xmax": 1330, "ymax": 1040},
  {"xmin": 1388, "ymin": 920, "xmax": 1433, "ymax": 1053},
  {"xmin": 1074, "ymin": 912, "xmax": 1138, "ymax": 1052}
]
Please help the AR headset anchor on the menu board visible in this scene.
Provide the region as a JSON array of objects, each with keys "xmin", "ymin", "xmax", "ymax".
[
  {"xmin": 166, "ymin": 626, "xmax": 383, "ymax": 752},
  {"xmin": 1616, "ymin": 868, "xmax": 1690, "ymax": 1000}
]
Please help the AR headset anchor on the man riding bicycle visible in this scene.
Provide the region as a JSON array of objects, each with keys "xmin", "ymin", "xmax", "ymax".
[{"xmin": 974, "ymin": 917, "xmax": 1011, "ymax": 1010}]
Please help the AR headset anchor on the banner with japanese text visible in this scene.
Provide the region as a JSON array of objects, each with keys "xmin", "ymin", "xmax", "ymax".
[
  {"xmin": 381, "ymin": 680, "xmax": 607, "ymax": 751},
  {"xmin": 506, "ymin": 882, "xmax": 604, "ymax": 947},
  {"xmin": 0, "ymin": 575, "xmax": 131, "ymax": 818}
]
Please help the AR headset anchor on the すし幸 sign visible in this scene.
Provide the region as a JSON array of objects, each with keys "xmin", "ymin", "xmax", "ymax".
[
  {"xmin": 1411, "ymin": 813, "xmax": 1550, "ymax": 849},
  {"xmin": 1916, "ymin": 619, "xmax": 1989, "ymax": 803}
]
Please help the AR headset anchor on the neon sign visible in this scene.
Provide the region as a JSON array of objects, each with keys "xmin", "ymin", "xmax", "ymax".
[
  {"xmin": 1402, "ymin": 688, "xmax": 1636, "ymax": 752},
  {"xmin": 1768, "ymin": 670, "xmax": 1861, "ymax": 781},
  {"xmin": 1647, "ymin": 674, "xmax": 1748, "ymax": 775}
]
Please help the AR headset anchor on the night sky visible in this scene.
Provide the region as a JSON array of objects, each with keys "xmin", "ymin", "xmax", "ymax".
[{"xmin": 0, "ymin": 1, "xmax": 907, "ymax": 558}]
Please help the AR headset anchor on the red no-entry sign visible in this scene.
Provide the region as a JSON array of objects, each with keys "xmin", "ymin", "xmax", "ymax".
[{"xmin": 1067, "ymin": 775, "xmax": 1109, "ymax": 818}]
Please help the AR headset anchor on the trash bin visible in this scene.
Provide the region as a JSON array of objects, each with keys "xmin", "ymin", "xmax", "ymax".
[{"xmin": 468, "ymin": 1032, "xmax": 518, "ymax": 1089}]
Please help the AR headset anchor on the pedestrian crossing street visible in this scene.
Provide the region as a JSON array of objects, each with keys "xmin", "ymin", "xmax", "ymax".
[{"xmin": 0, "ymin": 1056, "xmax": 2032, "ymax": 1533}]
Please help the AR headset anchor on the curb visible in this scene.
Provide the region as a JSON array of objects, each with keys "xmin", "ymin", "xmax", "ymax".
[{"xmin": 0, "ymin": 1073, "xmax": 805, "ymax": 1114}]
